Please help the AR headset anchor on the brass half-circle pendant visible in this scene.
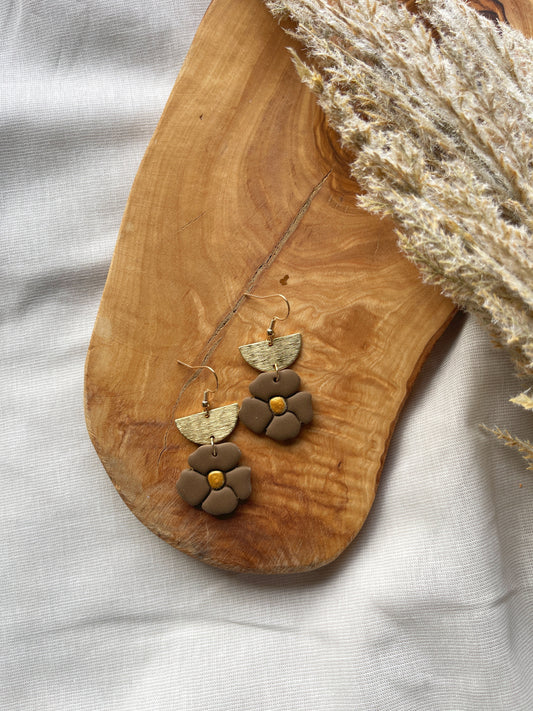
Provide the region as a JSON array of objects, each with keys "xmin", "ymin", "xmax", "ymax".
[
  {"xmin": 175, "ymin": 403, "xmax": 239, "ymax": 445},
  {"xmin": 239, "ymin": 333, "xmax": 302, "ymax": 372}
]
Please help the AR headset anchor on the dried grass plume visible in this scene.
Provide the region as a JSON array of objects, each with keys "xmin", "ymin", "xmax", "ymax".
[{"xmin": 265, "ymin": 0, "xmax": 533, "ymax": 463}]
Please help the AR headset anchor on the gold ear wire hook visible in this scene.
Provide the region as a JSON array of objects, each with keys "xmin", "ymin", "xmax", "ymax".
[
  {"xmin": 177, "ymin": 361, "xmax": 219, "ymax": 416},
  {"xmin": 244, "ymin": 293, "xmax": 290, "ymax": 345}
]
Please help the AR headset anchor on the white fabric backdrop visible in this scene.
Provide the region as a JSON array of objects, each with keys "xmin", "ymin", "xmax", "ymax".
[{"xmin": 2, "ymin": 1, "xmax": 532, "ymax": 709}]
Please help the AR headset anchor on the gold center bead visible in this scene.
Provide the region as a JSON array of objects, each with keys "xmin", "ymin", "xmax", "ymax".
[
  {"xmin": 269, "ymin": 396, "xmax": 287, "ymax": 415},
  {"xmin": 207, "ymin": 470, "xmax": 225, "ymax": 490}
]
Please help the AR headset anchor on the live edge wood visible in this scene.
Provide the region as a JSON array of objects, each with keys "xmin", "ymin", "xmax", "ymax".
[{"xmin": 84, "ymin": 0, "xmax": 528, "ymax": 573}]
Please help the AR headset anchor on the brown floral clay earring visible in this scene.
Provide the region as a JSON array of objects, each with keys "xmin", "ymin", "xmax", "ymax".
[
  {"xmin": 238, "ymin": 293, "xmax": 313, "ymax": 442},
  {"xmin": 175, "ymin": 362, "xmax": 251, "ymax": 516}
]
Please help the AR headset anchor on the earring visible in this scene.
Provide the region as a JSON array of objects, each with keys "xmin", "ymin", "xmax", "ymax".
[
  {"xmin": 238, "ymin": 293, "xmax": 313, "ymax": 441},
  {"xmin": 175, "ymin": 362, "xmax": 251, "ymax": 516}
]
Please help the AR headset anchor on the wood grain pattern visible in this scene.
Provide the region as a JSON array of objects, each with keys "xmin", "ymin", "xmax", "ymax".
[{"xmin": 83, "ymin": 0, "xmax": 524, "ymax": 573}]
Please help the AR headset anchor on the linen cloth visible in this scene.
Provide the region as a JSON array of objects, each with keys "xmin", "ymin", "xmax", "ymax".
[{"xmin": 1, "ymin": 1, "xmax": 532, "ymax": 709}]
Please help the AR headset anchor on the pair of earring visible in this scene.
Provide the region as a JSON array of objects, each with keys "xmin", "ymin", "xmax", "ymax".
[{"xmin": 174, "ymin": 293, "xmax": 313, "ymax": 517}]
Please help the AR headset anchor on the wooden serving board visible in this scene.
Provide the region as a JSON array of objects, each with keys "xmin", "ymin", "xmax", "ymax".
[{"xmin": 84, "ymin": 0, "xmax": 504, "ymax": 573}]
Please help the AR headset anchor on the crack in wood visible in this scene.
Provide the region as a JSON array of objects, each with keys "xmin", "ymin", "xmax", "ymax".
[
  {"xmin": 177, "ymin": 211, "xmax": 207, "ymax": 232},
  {"xmin": 202, "ymin": 169, "xmax": 332, "ymax": 361}
]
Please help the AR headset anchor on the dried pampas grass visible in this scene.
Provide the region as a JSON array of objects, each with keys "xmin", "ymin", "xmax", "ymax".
[{"xmin": 265, "ymin": 0, "xmax": 533, "ymax": 464}]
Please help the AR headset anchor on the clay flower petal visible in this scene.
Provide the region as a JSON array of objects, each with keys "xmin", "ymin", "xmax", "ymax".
[
  {"xmin": 188, "ymin": 441, "xmax": 241, "ymax": 475},
  {"xmin": 249, "ymin": 369, "xmax": 301, "ymax": 401},
  {"xmin": 287, "ymin": 391, "xmax": 313, "ymax": 424},
  {"xmin": 266, "ymin": 411, "xmax": 301, "ymax": 441},
  {"xmin": 176, "ymin": 469, "xmax": 210, "ymax": 506},
  {"xmin": 225, "ymin": 466, "xmax": 252, "ymax": 501},
  {"xmin": 202, "ymin": 487, "xmax": 238, "ymax": 516},
  {"xmin": 239, "ymin": 397, "xmax": 273, "ymax": 433}
]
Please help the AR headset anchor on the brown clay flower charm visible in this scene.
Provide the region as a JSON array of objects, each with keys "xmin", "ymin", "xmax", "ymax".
[
  {"xmin": 176, "ymin": 442, "xmax": 251, "ymax": 516},
  {"xmin": 239, "ymin": 369, "xmax": 312, "ymax": 441}
]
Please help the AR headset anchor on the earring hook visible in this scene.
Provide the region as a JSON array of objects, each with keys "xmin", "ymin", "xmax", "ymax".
[
  {"xmin": 177, "ymin": 361, "xmax": 219, "ymax": 416},
  {"xmin": 244, "ymin": 293, "xmax": 290, "ymax": 345}
]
